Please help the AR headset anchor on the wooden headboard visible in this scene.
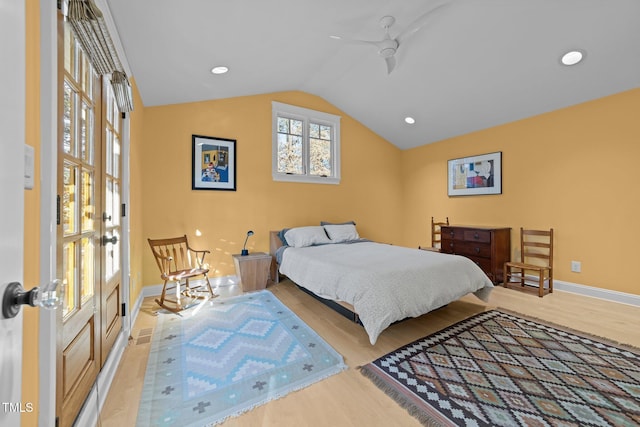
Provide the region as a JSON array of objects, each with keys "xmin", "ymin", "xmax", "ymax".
[{"xmin": 269, "ymin": 231, "xmax": 284, "ymax": 283}]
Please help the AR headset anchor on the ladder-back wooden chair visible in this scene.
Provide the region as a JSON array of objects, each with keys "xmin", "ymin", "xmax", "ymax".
[
  {"xmin": 148, "ymin": 235, "xmax": 216, "ymax": 312},
  {"xmin": 503, "ymin": 228, "xmax": 554, "ymax": 297},
  {"xmin": 420, "ymin": 217, "xmax": 449, "ymax": 252}
]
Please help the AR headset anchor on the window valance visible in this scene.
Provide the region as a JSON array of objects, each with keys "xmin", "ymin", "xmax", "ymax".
[{"xmin": 68, "ymin": 0, "xmax": 134, "ymax": 112}]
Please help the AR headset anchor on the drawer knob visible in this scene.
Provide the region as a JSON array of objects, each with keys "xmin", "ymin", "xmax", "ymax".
[
  {"xmin": 474, "ymin": 233, "xmax": 479, "ymax": 239},
  {"xmin": 475, "ymin": 247, "xmax": 480, "ymax": 253}
]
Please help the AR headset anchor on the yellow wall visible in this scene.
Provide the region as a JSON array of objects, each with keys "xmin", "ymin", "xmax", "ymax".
[
  {"xmin": 23, "ymin": 0, "xmax": 40, "ymax": 425},
  {"xmin": 139, "ymin": 91, "xmax": 403, "ymax": 284},
  {"xmin": 400, "ymin": 88, "xmax": 640, "ymax": 295}
]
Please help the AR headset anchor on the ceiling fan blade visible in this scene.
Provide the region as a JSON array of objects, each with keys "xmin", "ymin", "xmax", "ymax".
[
  {"xmin": 330, "ymin": 35, "xmax": 385, "ymax": 49},
  {"xmin": 396, "ymin": 3, "xmax": 448, "ymax": 45},
  {"xmin": 385, "ymin": 56, "xmax": 396, "ymax": 74}
]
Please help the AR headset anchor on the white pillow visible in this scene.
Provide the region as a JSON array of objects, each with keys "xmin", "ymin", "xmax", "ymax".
[
  {"xmin": 324, "ymin": 223, "xmax": 359, "ymax": 243},
  {"xmin": 284, "ymin": 226, "xmax": 331, "ymax": 248}
]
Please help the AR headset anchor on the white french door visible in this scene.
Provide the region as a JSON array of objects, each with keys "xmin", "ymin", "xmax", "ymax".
[{"xmin": 56, "ymin": 13, "xmax": 123, "ymax": 427}]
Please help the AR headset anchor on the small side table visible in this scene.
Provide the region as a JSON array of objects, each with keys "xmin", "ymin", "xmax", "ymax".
[{"xmin": 232, "ymin": 252, "xmax": 272, "ymax": 292}]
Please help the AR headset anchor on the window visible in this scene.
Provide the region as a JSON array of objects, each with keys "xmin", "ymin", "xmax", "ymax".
[{"xmin": 272, "ymin": 101, "xmax": 341, "ymax": 184}]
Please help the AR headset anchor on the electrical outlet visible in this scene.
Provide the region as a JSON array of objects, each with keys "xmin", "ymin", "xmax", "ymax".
[{"xmin": 571, "ymin": 261, "xmax": 581, "ymax": 273}]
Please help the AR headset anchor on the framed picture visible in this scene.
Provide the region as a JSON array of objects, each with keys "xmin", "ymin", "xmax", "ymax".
[
  {"xmin": 192, "ymin": 135, "xmax": 236, "ymax": 191},
  {"xmin": 447, "ymin": 151, "xmax": 502, "ymax": 196}
]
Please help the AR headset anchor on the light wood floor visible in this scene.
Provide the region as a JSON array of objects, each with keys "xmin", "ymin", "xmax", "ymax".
[{"xmin": 99, "ymin": 280, "xmax": 640, "ymax": 427}]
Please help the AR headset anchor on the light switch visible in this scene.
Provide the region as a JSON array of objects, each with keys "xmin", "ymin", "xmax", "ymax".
[{"xmin": 24, "ymin": 144, "xmax": 34, "ymax": 190}]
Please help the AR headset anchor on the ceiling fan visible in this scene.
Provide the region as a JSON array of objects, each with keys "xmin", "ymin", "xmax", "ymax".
[{"xmin": 330, "ymin": 4, "xmax": 447, "ymax": 74}]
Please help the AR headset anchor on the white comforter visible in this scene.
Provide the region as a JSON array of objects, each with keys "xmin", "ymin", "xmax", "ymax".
[{"xmin": 278, "ymin": 242, "xmax": 494, "ymax": 345}]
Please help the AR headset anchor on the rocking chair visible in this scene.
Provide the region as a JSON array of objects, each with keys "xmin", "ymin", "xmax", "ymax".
[{"xmin": 148, "ymin": 235, "xmax": 216, "ymax": 312}]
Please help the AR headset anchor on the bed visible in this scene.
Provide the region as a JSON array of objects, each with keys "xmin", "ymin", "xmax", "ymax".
[{"xmin": 270, "ymin": 224, "xmax": 494, "ymax": 345}]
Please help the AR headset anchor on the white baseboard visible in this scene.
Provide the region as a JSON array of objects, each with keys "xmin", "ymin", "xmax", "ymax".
[
  {"xmin": 506, "ymin": 273, "xmax": 640, "ymax": 307},
  {"xmin": 131, "ymin": 275, "xmax": 239, "ymax": 324},
  {"xmin": 554, "ymin": 280, "xmax": 640, "ymax": 307},
  {"xmin": 140, "ymin": 276, "xmax": 239, "ymax": 297}
]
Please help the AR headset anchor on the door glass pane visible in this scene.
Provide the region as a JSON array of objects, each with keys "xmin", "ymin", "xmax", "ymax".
[
  {"xmin": 81, "ymin": 169, "xmax": 94, "ymax": 232},
  {"xmin": 113, "ymin": 135, "xmax": 120, "ymax": 179},
  {"xmin": 63, "ymin": 82, "xmax": 75, "ymax": 155},
  {"xmin": 63, "ymin": 24, "xmax": 76, "ymax": 78},
  {"xmin": 63, "ymin": 164, "xmax": 78, "ymax": 236},
  {"xmin": 81, "ymin": 53, "xmax": 93, "ymax": 100},
  {"xmin": 105, "ymin": 178, "xmax": 113, "ymax": 226},
  {"xmin": 80, "ymin": 101, "xmax": 94, "ymax": 164},
  {"xmin": 106, "ymin": 85, "xmax": 113, "ymax": 126},
  {"xmin": 106, "ymin": 230, "xmax": 120, "ymax": 280},
  {"xmin": 62, "ymin": 241, "xmax": 77, "ymax": 317},
  {"xmin": 113, "ymin": 182, "xmax": 120, "ymax": 227},
  {"xmin": 106, "ymin": 129, "xmax": 113, "ymax": 175},
  {"xmin": 81, "ymin": 237, "xmax": 94, "ymax": 302}
]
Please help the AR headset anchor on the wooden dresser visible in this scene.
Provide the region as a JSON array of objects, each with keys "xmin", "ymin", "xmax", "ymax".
[{"xmin": 440, "ymin": 225, "xmax": 511, "ymax": 284}]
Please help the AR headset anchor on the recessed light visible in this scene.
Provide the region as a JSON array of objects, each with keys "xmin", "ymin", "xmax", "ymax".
[
  {"xmin": 561, "ymin": 50, "xmax": 583, "ymax": 66},
  {"xmin": 404, "ymin": 117, "xmax": 416, "ymax": 124},
  {"xmin": 211, "ymin": 66, "xmax": 229, "ymax": 74}
]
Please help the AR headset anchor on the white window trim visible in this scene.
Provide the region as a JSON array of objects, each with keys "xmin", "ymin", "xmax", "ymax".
[{"xmin": 272, "ymin": 101, "xmax": 341, "ymax": 184}]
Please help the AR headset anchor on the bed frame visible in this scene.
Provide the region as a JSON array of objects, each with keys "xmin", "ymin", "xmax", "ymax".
[{"xmin": 269, "ymin": 230, "xmax": 362, "ymax": 325}]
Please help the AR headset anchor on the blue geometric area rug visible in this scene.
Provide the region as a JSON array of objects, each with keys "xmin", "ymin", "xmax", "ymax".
[
  {"xmin": 361, "ymin": 309, "xmax": 640, "ymax": 427},
  {"xmin": 136, "ymin": 290, "xmax": 346, "ymax": 426}
]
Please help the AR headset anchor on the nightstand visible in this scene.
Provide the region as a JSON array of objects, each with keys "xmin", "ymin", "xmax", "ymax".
[{"xmin": 232, "ymin": 252, "xmax": 272, "ymax": 292}]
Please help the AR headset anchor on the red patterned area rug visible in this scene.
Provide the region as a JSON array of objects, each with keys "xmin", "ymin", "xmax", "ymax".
[{"xmin": 360, "ymin": 309, "xmax": 640, "ymax": 427}]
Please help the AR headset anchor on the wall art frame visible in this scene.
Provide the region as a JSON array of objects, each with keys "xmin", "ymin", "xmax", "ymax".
[
  {"xmin": 192, "ymin": 135, "xmax": 236, "ymax": 191},
  {"xmin": 447, "ymin": 151, "xmax": 502, "ymax": 196}
]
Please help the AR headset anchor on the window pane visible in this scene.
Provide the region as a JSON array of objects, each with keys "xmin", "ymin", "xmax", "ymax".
[
  {"xmin": 63, "ymin": 164, "xmax": 78, "ymax": 235},
  {"xmin": 290, "ymin": 119, "xmax": 303, "ymax": 136},
  {"xmin": 62, "ymin": 241, "xmax": 77, "ymax": 317},
  {"xmin": 319, "ymin": 125, "xmax": 331, "ymax": 140},
  {"xmin": 277, "ymin": 134, "xmax": 303, "ymax": 174},
  {"xmin": 310, "ymin": 123, "xmax": 319, "ymax": 138},
  {"xmin": 278, "ymin": 117, "xmax": 289, "ymax": 133},
  {"xmin": 80, "ymin": 237, "xmax": 94, "ymax": 302},
  {"xmin": 310, "ymin": 138, "xmax": 331, "ymax": 176},
  {"xmin": 81, "ymin": 169, "xmax": 94, "ymax": 232}
]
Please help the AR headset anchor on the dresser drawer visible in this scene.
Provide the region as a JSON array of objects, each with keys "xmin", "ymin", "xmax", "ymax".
[
  {"xmin": 463, "ymin": 229, "xmax": 491, "ymax": 243},
  {"xmin": 466, "ymin": 256, "xmax": 493, "ymax": 277},
  {"xmin": 453, "ymin": 242, "xmax": 491, "ymax": 258},
  {"xmin": 441, "ymin": 227, "xmax": 463, "ymax": 241},
  {"xmin": 440, "ymin": 239, "xmax": 454, "ymax": 254}
]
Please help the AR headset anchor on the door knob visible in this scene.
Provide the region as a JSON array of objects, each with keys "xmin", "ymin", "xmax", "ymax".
[
  {"xmin": 101, "ymin": 235, "xmax": 118, "ymax": 246},
  {"xmin": 2, "ymin": 279, "xmax": 62, "ymax": 319}
]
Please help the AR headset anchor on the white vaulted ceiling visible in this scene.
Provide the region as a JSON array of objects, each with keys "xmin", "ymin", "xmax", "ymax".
[{"xmin": 105, "ymin": 0, "xmax": 640, "ymax": 150}]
